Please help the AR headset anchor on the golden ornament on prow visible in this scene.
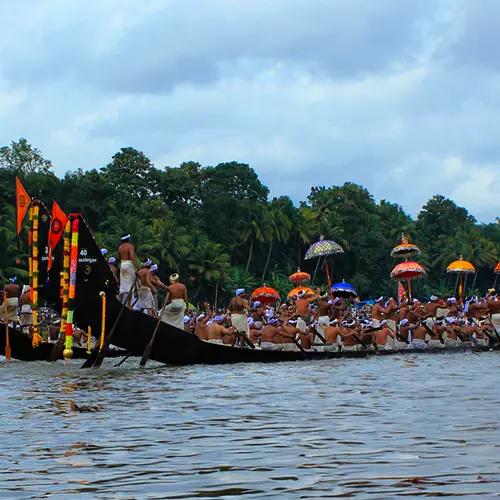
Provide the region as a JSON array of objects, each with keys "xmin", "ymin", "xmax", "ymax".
[{"xmin": 63, "ymin": 348, "xmax": 74, "ymax": 360}]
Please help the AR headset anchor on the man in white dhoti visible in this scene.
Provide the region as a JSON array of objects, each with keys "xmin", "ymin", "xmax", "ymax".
[
  {"xmin": 117, "ymin": 234, "xmax": 139, "ymax": 306},
  {"xmin": 161, "ymin": 273, "xmax": 188, "ymax": 330},
  {"xmin": 2, "ymin": 277, "xmax": 20, "ymax": 325},
  {"xmin": 228, "ymin": 288, "xmax": 250, "ymax": 345}
]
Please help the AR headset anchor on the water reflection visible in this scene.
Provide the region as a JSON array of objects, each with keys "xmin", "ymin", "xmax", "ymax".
[{"xmin": 1, "ymin": 352, "xmax": 500, "ymax": 497}]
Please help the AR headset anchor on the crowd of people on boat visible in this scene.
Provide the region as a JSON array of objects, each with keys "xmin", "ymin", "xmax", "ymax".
[{"xmin": 2, "ymin": 233, "xmax": 499, "ymax": 353}]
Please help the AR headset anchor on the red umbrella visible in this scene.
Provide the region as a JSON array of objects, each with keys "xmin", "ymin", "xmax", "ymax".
[
  {"xmin": 288, "ymin": 269, "xmax": 311, "ymax": 284},
  {"xmin": 250, "ymin": 285, "xmax": 280, "ymax": 305},
  {"xmin": 390, "ymin": 261, "xmax": 426, "ymax": 299},
  {"xmin": 495, "ymin": 262, "xmax": 500, "ymax": 274}
]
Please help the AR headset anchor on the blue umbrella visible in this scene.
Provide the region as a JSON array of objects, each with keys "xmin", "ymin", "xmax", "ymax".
[{"xmin": 331, "ymin": 279, "xmax": 357, "ymax": 298}]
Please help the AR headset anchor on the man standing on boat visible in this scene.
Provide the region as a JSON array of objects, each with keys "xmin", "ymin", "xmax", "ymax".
[
  {"xmin": 2, "ymin": 277, "xmax": 20, "ymax": 326},
  {"xmin": 136, "ymin": 259, "xmax": 156, "ymax": 316},
  {"xmin": 228, "ymin": 288, "xmax": 250, "ymax": 345},
  {"xmin": 117, "ymin": 234, "xmax": 139, "ymax": 306},
  {"xmin": 160, "ymin": 273, "xmax": 188, "ymax": 330},
  {"xmin": 371, "ymin": 297, "xmax": 385, "ymax": 327}
]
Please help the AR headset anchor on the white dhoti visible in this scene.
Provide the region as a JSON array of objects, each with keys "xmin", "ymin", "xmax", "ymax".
[
  {"xmin": 320, "ymin": 343, "xmax": 338, "ymax": 352},
  {"xmin": 297, "ymin": 317, "xmax": 307, "ymax": 333},
  {"xmin": 436, "ymin": 308, "xmax": 449, "ymax": 319},
  {"xmin": 136, "ymin": 286, "xmax": 154, "ymax": 311},
  {"xmin": 207, "ymin": 339, "xmax": 224, "ymax": 345},
  {"xmin": 19, "ymin": 304, "xmax": 33, "ymax": 326},
  {"xmin": 231, "ymin": 314, "xmax": 250, "ymax": 335},
  {"xmin": 394, "ymin": 340, "xmax": 408, "ymax": 350},
  {"xmin": 427, "ymin": 339, "xmax": 443, "ymax": 348},
  {"xmin": 410, "ymin": 338, "xmax": 427, "ymax": 349},
  {"xmin": 342, "ymin": 345, "xmax": 358, "ymax": 352},
  {"xmin": 377, "ymin": 339, "xmax": 394, "ymax": 350},
  {"xmin": 261, "ymin": 341, "xmax": 280, "ymax": 351},
  {"xmin": 119, "ymin": 260, "xmax": 136, "ymax": 295},
  {"xmin": 444, "ymin": 338, "xmax": 459, "ymax": 347},
  {"xmin": 491, "ymin": 314, "xmax": 500, "ymax": 331},
  {"xmin": 387, "ymin": 319, "xmax": 397, "ymax": 333},
  {"xmin": 161, "ymin": 298, "xmax": 186, "ymax": 330},
  {"xmin": 475, "ymin": 338, "xmax": 487, "ymax": 347},
  {"xmin": 2, "ymin": 297, "xmax": 18, "ymax": 322},
  {"xmin": 317, "ymin": 316, "xmax": 329, "ymax": 337},
  {"xmin": 281, "ymin": 343, "xmax": 298, "ymax": 351}
]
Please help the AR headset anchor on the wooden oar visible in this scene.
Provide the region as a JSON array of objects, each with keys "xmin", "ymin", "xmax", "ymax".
[
  {"xmin": 81, "ymin": 281, "xmax": 138, "ymax": 369},
  {"xmin": 235, "ymin": 331, "xmax": 255, "ymax": 349},
  {"xmin": 114, "ymin": 351, "xmax": 133, "ymax": 367},
  {"xmin": 140, "ymin": 296, "xmax": 170, "ymax": 368}
]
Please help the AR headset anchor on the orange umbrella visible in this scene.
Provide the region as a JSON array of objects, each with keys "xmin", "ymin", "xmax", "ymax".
[
  {"xmin": 390, "ymin": 261, "xmax": 427, "ymax": 280},
  {"xmin": 288, "ymin": 269, "xmax": 311, "ymax": 284},
  {"xmin": 250, "ymin": 285, "xmax": 280, "ymax": 304},
  {"xmin": 287, "ymin": 286, "xmax": 317, "ymax": 302},
  {"xmin": 390, "ymin": 261, "xmax": 426, "ymax": 300},
  {"xmin": 391, "ymin": 233, "xmax": 420, "ymax": 259},
  {"xmin": 494, "ymin": 262, "xmax": 500, "ymax": 274},
  {"xmin": 446, "ymin": 257, "xmax": 475, "ymax": 274}
]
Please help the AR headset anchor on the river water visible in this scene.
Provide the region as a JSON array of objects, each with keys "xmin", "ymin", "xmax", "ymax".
[{"xmin": 1, "ymin": 352, "xmax": 500, "ymax": 499}]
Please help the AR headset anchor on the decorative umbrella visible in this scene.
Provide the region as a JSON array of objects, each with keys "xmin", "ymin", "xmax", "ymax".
[
  {"xmin": 494, "ymin": 262, "xmax": 500, "ymax": 289},
  {"xmin": 287, "ymin": 286, "xmax": 317, "ymax": 303},
  {"xmin": 391, "ymin": 233, "xmax": 420, "ymax": 259},
  {"xmin": 250, "ymin": 285, "xmax": 280, "ymax": 305},
  {"xmin": 304, "ymin": 235, "xmax": 344, "ymax": 260},
  {"xmin": 390, "ymin": 261, "xmax": 426, "ymax": 299},
  {"xmin": 331, "ymin": 279, "xmax": 357, "ymax": 298},
  {"xmin": 288, "ymin": 269, "xmax": 311, "ymax": 284},
  {"xmin": 447, "ymin": 256, "xmax": 475, "ymax": 303}
]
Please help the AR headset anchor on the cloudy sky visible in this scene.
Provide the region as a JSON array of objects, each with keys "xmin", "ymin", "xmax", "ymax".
[{"xmin": 0, "ymin": 0, "xmax": 499, "ymax": 222}]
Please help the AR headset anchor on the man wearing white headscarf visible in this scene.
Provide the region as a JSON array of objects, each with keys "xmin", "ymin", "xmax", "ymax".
[
  {"xmin": 117, "ymin": 234, "xmax": 138, "ymax": 306},
  {"xmin": 160, "ymin": 273, "xmax": 188, "ymax": 330},
  {"xmin": 229, "ymin": 289, "xmax": 250, "ymax": 344}
]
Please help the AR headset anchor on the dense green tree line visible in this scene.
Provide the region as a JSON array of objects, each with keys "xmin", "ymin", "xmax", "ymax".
[{"xmin": 0, "ymin": 138, "xmax": 498, "ymax": 302}]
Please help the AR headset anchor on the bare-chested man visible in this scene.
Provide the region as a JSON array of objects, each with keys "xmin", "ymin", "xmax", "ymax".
[
  {"xmin": 338, "ymin": 321, "xmax": 360, "ymax": 351},
  {"xmin": 207, "ymin": 315, "xmax": 234, "ymax": 344},
  {"xmin": 107, "ymin": 256, "xmax": 119, "ymax": 286},
  {"xmin": 228, "ymin": 289, "xmax": 250, "ymax": 345},
  {"xmin": 2, "ymin": 277, "xmax": 20, "ymax": 325},
  {"xmin": 149, "ymin": 264, "xmax": 168, "ymax": 312},
  {"xmin": 259, "ymin": 318, "xmax": 282, "ymax": 350},
  {"xmin": 486, "ymin": 294, "xmax": 500, "ymax": 335},
  {"xmin": 322, "ymin": 320, "xmax": 341, "ymax": 351},
  {"xmin": 409, "ymin": 321, "xmax": 427, "ymax": 349},
  {"xmin": 117, "ymin": 234, "xmax": 139, "ymax": 305},
  {"xmin": 315, "ymin": 295, "xmax": 331, "ymax": 340},
  {"xmin": 371, "ymin": 297, "xmax": 386, "ymax": 327},
  {"xmin": 136, "ymin": 259, "xmax": 157, "ymax": 316},
  {"xmin": 160, "ymin": 273, "xmax": 188, "ymax": 330},
  {"xmin": 374, "ymin": 320, "xmax": 396, "ymax": 350},
  {"xmin": 194, "ymin": 309, "xmax": 212, "ymax": 341},
  {"xmin": 19, "ymin": 285, "xmax": 33, "ymax": 334}
]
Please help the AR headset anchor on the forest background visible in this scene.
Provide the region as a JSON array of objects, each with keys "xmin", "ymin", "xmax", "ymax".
[{"xmin": 0, "ymin": 138, "xmax": 498, "ymax": 304}]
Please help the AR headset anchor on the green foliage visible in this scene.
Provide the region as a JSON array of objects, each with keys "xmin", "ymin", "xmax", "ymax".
[{"xmin": 0, "ymin": 139, "xmax": 498, "ymax": 299}]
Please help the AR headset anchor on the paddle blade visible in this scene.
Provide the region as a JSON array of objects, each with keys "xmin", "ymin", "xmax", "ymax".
[
  {"xmin": 81, "ymin": 349, "xmax": 99, "ymax": 368},
  {"xmin": 140, "ymin": 343, "xmax": 153, "ymax": 368}
]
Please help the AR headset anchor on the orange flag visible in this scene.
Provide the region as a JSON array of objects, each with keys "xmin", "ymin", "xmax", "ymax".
[
  {"xmin": 47, "ymin": 200, "xmax": 68, "ymax": 271},
  {"xmin": 16, "ymin": 177, "xmax": 31, "ymax": 235}
]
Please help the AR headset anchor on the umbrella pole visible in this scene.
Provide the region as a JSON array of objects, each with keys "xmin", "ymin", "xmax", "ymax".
[
  {"xmin": 453, "ymin": 273, "xmax": 460, "ymax": 297},
  {"xmin": 407, "ymin": 279, "xmax": 412, "ymax": 300},
  {"xmin": 494, "ymin": 274, "xmax": 498, "ymax": 289},
  {"xmin": 312, "ymin": 256, "xmax": 322, "ymax": 285},
  {"xmin": 214, "ymin": 280, "xmax": 219, "ymax": 312},
  {"xmin": 471, "ymin": 272, "xmax": 478, "ymax": 293}
]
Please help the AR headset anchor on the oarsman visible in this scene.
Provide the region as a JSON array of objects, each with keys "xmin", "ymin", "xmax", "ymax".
[
  {"xmin": 409, "ymin": 321, "xmax": 428, "ymax": 349},
  {"xmin": 19, "ymin": 284, "xmax": 33, "ymax": 334},
  {"xmin": 424, "ymin": 295, "xmax": 441, "ymax": 325},
  {"xmin": 384, "ymin": 297, "xmax": 398, "ymax": 335},
  {"xmin": 228, "ymin": 288, "xmax": 250, "ymax": 346},
  {"xmin": 465, "ymin": 296, "xmax": 488, "ymax": 320},
  {"xmin": 371, "ymin": 297, "xmax": 385, "ymax": 327},
  {"xmin": 373, "ymin": 320, "xmax": 396, "ymax": 350},
  {"xmin": 315, "ymin": 294, "xmax": 332, "ymax": 340},
  {"xmin": 117, "ymin": 234, "xmax": 139, "ymax": 305},
  {"xmin": 407, "ymin": 299, "xmax": 422, "ymax": 324},
  {"xmin": 108, "ymin": 257, "xmax": 119, "ymax": 285},
  {"xmin": 338, "ymin": 320, "xmax": 360, "ymax": 351},
  {"xmin": 427, "ymin": 319, "xmax": 445, "ymax": 348},
  {"xmin": 135, "ymin": 259, "xmax": 157, "ymax": 316},
  {"xmin": 464, "ymin": 318, "xmax": 484, "ymax": 347},
  {"xmin": 486, "ymin": 293, "xmax": 500, "ymax": 332},
  {"xmin": 295, "ymin": 290, "xmax": 311, "ymax": 332},
  {"xmin": 207, "ymin": 315, "xmax": 234, "ymax": 344},
  {"xmin": 396, "ymin": 319, "xmax": 412, "ymax": 349},
  {"xmin": 443, "ymin": 318, "xmax": 461, "ymax": 347},
  {"xmin": 447, "ymin": 298, "xmax": 459, "ymax": 317},
  {"xmin": 194, "ymin": 309, "xmax": 212, "ymax": 341},
  {"xmin": 150, "ymin": 264, "xmax": 169, "ymax": 312},
  {"xmin": 161, "ymin": 273, "xmax": 188, "ymax": 330},
  {"xmin": 250, "ymin": 301, "xmax": 266, "ymax": 330},
  {"xmin": 398, "ymin": 300, "xmax": 410, "ymax": 321},
  {"xmin": 2, "ymin": 277, "xmax": 20, "ymax": 326},
  {"xmin": 322, "ymin": 319, "xmax": 341, "ymax": 351},
  {"xmin": 280, "ymin": 318, "xmax": 302, "ymax": 351},
  {"xmin": 259, "ymin": 318, "xmax": 282, "ymax": 350}
]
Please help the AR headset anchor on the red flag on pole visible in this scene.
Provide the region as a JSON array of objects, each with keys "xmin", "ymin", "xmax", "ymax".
[
  {"xmin": 16, "ymin": 177, "xmax": 31, "ymax": 235},
  {"xmin": 397, "ymin": 281, "xmax": 407, "ymax": 305},
  {"xmin": 47, "ymin": 200, "xmax": 68, "ymax": 271}
]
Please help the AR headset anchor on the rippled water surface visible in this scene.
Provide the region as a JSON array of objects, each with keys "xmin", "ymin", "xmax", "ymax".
[{"xmin": 1, "ymin": 352, "xmax": 500, "ymax": 499}]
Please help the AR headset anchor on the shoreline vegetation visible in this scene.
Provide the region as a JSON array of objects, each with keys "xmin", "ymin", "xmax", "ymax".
[{"xmin": 0, "ymin": 138, "xmax": 498, "ymax": 303}]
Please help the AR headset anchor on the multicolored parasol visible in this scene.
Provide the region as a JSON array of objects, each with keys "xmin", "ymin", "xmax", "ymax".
[
  {"xmin": 288, "ymin": 269, "xmax": 311, "ymax": 284},
  {"xmin": 287, "ymin": 286, "xmax": 317, "ymax": 303},
  {"xmin": 331, "ymin": 279, "xmax": 357, "ymax": 298},
  {"xmin": 391, "ymin": 233, "xmax": 420, "ymax": 259},
  {"xmin": 447, "ymin": 256, "xmax": 475, "ymax": 303},
  {"xmin": 390, "ymin": 261, "xmax": 426, "ymax": 299},
  {"xmin": 304, "ymin": 235, "xmax": 344, "ymax": 260},
  {"xmin": 250, "ymin": 285, "xmax": 280, "ymax": 305}
]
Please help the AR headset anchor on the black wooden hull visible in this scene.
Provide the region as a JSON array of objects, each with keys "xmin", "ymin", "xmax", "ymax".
[
  {"xmin": 75, "ymin": 294, "xmax": 491, "ymax": 366},
  {"xmin": 0, "ymin": 324, "xmax": 124, "ymax": 361}
]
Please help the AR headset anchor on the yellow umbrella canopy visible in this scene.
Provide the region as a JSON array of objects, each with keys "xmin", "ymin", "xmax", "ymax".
[
  {"xmin": 446, "ymin": 256, "xmax": 476, "ymax": 274},
  {"xmin": 287, "ymin": 286, "xmax": 317, "ymax": 302}
]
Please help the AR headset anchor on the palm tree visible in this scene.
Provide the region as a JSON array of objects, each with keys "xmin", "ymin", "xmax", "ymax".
[
  {"xmin": 240, "ymin": 210, "xmax": 269, "ymax": 272},
  {"xmin": 261, "ymin": 207, "xmax": 291, "ymax": 280}
]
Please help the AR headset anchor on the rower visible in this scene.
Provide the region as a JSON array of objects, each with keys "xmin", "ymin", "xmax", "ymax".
[
  {"xmin": 486, "ymin": 293, "xmax": 500, "ymax": 333},
  {"xmin": 19, "ymin": 284, "xmax": 33, "ymax": 334},
  {"xmin": 150, "ymin": 264, "xmax": 169, "ymax": 312},
  {"xmin": 295, "ymin": 290, "xmax": 311, "ymax": 332},
  {"xmin": 117, "ymin": 234, "xmax": 139, "ymax": 306},
  {"xmin": 2, "ymin": 277, "xmax": 20, "ymax": 327},
  {"xmin": 427, "ymin": 319, "xmax": 444, "ymax": 348},
  {"xmin": 396, "ymin": 319, "xmax": 411, "ymax": 349},
  {"xmin": 374, "ymin": 320, "xmax": 396, "ymax": 350},
  {"xmin": 259, "ymin": 318, "xmax": 282, "ymax": 350},
  {"xmin": 280, "ymin": 318, "xmax": 302, "ymax": 351},
  {"xmin": 207, "ymin": 315, "xmax": 234, "ymax": 344},
  {"xmin": 384, "ymin": 297, "xmax": 398, "ymax": 335},
  {"xmin": 228, "ymin": 288, "xmax": 250, "ymax": 346},
  {"xmin": 135, "ymin": 259, "xmax": 156, "ymax": 316},
  {"xmin": 160, "ymin": 274, "xmax": 188, "ymax": 330},
  {"xmin": 338, "ymin": 320, "xmax": 360, "ymax": 351},
  {"xmin": 322, "ymin": 319, "xmax": 341, "ymax": 351},
  {"xmin": 443, "ymin": 317, "xmax": 460, "ymax": 346},
  {"xmin": 108, "ymin": 257, "xmax": 119, "ymax": 285},
  {"xmin": 315, "ymin": 294, "xmax": 332, "ymax": 341},
  {"xmin": 194, "ymin": 309, "xmax": 212, "ymax": 341},
  {"xmin": 371, "ymin": 296, "xmax": 385, "ymax": 327},
  {"xmin": 409, "ymin": 322, "xmax": 427, "ymax": 349}
]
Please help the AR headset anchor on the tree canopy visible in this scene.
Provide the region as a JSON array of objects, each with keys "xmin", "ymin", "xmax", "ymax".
[{"xmin": 1, "ymin": 140, "xmax": 498, "ymax": 303}]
